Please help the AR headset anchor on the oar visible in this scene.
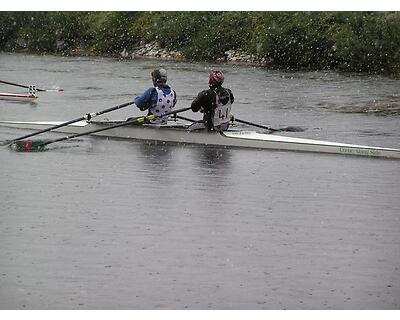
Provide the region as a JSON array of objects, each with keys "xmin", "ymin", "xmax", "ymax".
[
  {"xmin": 231, "ymin": 116, "xmax": 306, "ymax": 132},
  {"xmin": 10, "ymin": 107, "xmax": 192, "ymax": 152},
  {"xmin": 173, "ymin": 114, "xmax": 198, "ymax": 123},
  {"xmin": 1, "ymin": 101, "xmax": 135, "ymax": 146},
  {"xmin": 0, "ymin": 79, "xmax": 64, "ymax": 92},
  {"xmin": 174, "ymin": 114, "xmax": 305, "ymax": 133}
]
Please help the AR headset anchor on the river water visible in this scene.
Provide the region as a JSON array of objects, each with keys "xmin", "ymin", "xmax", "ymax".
[{"xmin": 0, "ymin": 52, "xmax": 399, "ymax": 309}]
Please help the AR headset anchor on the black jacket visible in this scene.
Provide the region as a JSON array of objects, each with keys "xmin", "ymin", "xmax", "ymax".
[{"xmin": 191, "ymin": 86, "xmax": 234, "ymax": 130}]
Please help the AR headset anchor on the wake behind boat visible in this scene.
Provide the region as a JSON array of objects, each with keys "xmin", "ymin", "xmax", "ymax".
[{"xmin": 1, "ymin": 118, "xmax": 399, "ymax": 158}]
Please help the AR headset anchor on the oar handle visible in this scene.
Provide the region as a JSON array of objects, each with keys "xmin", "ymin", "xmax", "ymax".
[{"xmin": 42, "ymin": 106, "xmax": 192, "ymax": 147}]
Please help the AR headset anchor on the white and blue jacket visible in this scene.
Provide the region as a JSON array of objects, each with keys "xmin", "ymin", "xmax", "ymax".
[{"xmin": 135, "ymin": 85, "xmax": 177, "ymax": 122}]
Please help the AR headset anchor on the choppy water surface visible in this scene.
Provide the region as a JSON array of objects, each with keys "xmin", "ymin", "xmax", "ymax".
[{"xmin": 0, "ymin": 53, "xmax": 399, "ymax": 309}]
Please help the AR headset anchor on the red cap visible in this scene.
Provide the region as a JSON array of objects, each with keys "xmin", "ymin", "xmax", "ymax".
[{"xmin": 208, "ymin": 71, "xmax": 224, "ymax": 87}]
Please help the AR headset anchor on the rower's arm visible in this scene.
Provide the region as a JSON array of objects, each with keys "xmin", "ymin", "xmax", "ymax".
[
  {"xmin": 172, "ymin": 89, "xmax": 178, "ymax": 107},
  {"xmin": 134, "ymin": 87, "xmax": 155, "ymax": 111},
  {"xmin": 229, "ymin": 89, "xmax": 234, "ymax": 104},
  {"xmin": 191, "ymin": 90, "xmax": 210, "ymax": 112}
]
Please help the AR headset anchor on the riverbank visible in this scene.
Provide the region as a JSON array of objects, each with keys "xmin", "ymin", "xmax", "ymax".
[
  {"xmin": 1, "ymin": 12, "xmax": 399, "ymax": 76},
  {"xmin": 123, "ymin": 41, "xmax": 264, "ymax": 66}
]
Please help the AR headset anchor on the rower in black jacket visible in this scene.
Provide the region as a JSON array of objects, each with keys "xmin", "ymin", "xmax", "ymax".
[{"xmin": 190, "ymin": 71, "xmax": 234, "ymax": 131}]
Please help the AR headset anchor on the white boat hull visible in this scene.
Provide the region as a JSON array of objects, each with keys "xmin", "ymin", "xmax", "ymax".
[
  {"xmin": 0, "ymin": 92, "xmax": 37, "ymax": 101},
  {"xmin": 0, "ymin": 119, "xmax": 399, "ymax": 159}
]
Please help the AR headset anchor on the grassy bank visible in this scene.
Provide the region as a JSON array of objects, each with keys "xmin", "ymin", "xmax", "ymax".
[{"xmin": 1, "ymin": 12, "xmax": 399, "ymax": 76}]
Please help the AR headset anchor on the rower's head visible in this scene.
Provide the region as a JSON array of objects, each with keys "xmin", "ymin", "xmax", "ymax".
[
  {"xmin": 208, "ymin": 71, "xmax": 224, "ymax": 88},
  {"xmin": 152, "ymin": 68, "xmax": 168, "ymax": 87}
]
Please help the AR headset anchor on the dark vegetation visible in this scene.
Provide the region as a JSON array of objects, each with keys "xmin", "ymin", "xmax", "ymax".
[{"xmin": 1, "ymin": 12, "xmax": 399, "ymax": 76}]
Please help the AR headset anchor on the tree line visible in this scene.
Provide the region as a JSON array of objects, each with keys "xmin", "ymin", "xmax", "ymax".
[{"xmin": 1, "ymin": 12, "xmax": 399, "ymax": 76}]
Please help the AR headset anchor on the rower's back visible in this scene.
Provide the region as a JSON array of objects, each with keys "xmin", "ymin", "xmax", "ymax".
[{"xmin": 190, "ymin": 71, "xmax": 235, "ymax": 131}]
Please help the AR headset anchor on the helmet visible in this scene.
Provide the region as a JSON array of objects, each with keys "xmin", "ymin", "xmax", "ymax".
[
  {"xmin": 208, "ymin": 71, "xmax": 224, "ymax": 87},
  {"xmin": 152, "ymin": 68, "xmax": 167, "ymax": 85}
]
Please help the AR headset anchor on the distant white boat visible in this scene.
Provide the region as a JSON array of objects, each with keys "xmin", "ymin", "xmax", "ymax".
[{"xmin": 0, "ymin": 92, "xmax": 37, "ymax": 102}]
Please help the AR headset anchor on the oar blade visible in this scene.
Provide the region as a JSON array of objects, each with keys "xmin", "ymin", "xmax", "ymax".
[
  {"xmin": 38, "ymin": 88, "xmax": 64, "ymax": 92},
  {"xmin": 9, "ymin": 140, "xmax": 47, "ymax": 152},
  {"xmin": 278, "ymin": 126, "xmax": 307, "ymax": 132}
]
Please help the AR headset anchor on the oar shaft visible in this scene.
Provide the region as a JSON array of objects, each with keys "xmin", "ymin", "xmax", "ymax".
[
  {"xmin": 177, "ymin": 114, "xmax": 306, "ymax": 133},
  {"xmin": 174, "ymin": 114, "xmax": 196, "ymax": 123},
  {"xmin": 176, "ymin": 114, "xmax": 278, "ymax": 132},
  {"xmin": 232, "ymin": 117, "xmax": 306, "ymax": 132},
  {"xmin": 0, "ymin": 79, "xmax": 60, "ymax": 92},
  {"xmin": 0, "ymin": 79, "xmax": 44, "ymax": 92},
  {"xmin": 8, "ymin": 117, "xmax": 86, "ymax": 143},
  {"xmin": 93, "ymin": 101, "xmax": 135, "ymax": 117},
  {"xmin": 42, "ymin": 107, "xmax": 192, "ymax": 147},
  {"xmin": 0, "ymin": 80, "xmax": 30, "ymax": 90},
  {"xmin": 232, "ymin": 117, "xmax": 277, "ymax": 131},
  {"xmin": 7, "ymin": 101, "xmax": 135, "ymax": 144}
]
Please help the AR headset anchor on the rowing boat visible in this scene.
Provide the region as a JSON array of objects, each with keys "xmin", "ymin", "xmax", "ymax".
[
  {"xmin": 0, "ymin": 92, "xmax": 37, "ymax": 102},
  {"xmin": 0, "ymin": 119, "xmax": 399, "ymax": 158}
]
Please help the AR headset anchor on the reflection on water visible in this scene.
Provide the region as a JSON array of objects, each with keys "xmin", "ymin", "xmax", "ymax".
[
  {"xmin": 135, "ymin": 141, "xmax": 176, "ymax": 183},
  {"xmin": 189, "ymin": 146, "xmax": 233, "ymax": 196},
  {"xmin": 134, "ymin": 140, "xmax": 232, "ymax": 172},
  {"xmin": 130, "ymin": 140, "xmax": 234, "ymax": 194},
  {"xmin": 137, "ymin": 141, "xmax": 174, "ymax": 165},
  {"xmin": 0, "ymin": 100, "xmax": 37, "ymax": 107},
  {"xmin": 193, "ymin": 146, "xmax": 232, "ymax": 171}
]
